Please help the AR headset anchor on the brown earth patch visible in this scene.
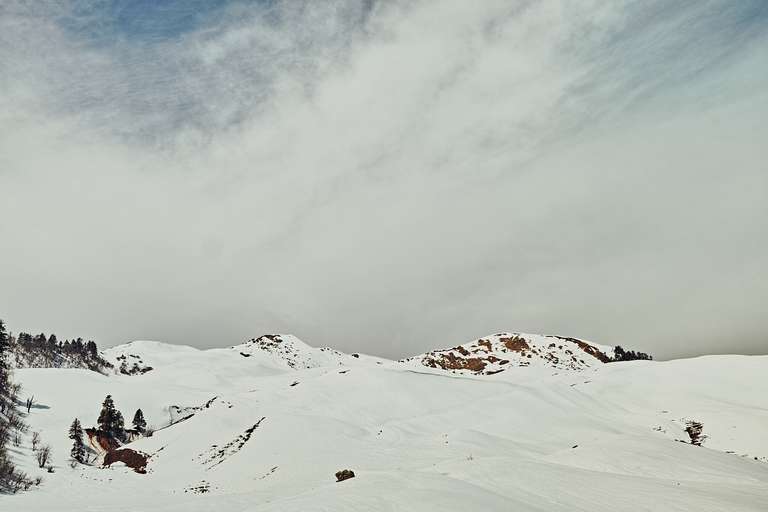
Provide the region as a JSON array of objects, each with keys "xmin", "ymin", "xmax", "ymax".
[
  {"xmin": 455, "ymin": 345, "xmax": 470, "ymax": 356},
  {"xmin": 501, "ymin": 336, "xmax": 530, "ymax": 352},
  {"xmin": 573, "ymin": 340, "xmax": 611, "ymax": 363},
  {"xmin": 544, "ymin": 335, "xmax": 611, "ymax": 364},
  {"xmin": 103, "ymin": 448, "xmax": 149, "ymax": 474},
  {"xmin": 423, "ymin": 352, "xmax": 487, "ymax": 373},
  {"xmin": 85, "ymin": 428, "xmax": 120, "ymax": 453},
  {"xmin": 477, "ymin": 339, "xmax": 492, "ymax": 352}
]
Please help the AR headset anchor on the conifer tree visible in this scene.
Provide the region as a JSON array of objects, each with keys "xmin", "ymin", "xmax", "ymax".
[
  {"xmin": 97, "ymin": 395, "xmax": 125, "ymax": 441},
  {"xmin": 132, "ymin": 409, "xmax": 146, "ymax": 434},
  {"xmin": 0, "ymin": 318, "xmax": 14, "ymax": 415},
  {"xmin": 0, "ymin": 318, "xmax": 9, "ymax": 373},
  {"xmin": 68, "ymin": 418, "xmax": 86, "ymax": 464}
]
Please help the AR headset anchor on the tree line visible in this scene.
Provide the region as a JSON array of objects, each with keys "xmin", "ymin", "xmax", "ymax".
[
  {"xmin": 1, "ymin": 318, "xmax": 40, "ymax": 492},
  {"xmin": 612, "ymin": 345, "xmax": 653, "ymax": 362},
  {"xmin": 10, "ymin": 330, "xmax": 113, "ymax": 373}
]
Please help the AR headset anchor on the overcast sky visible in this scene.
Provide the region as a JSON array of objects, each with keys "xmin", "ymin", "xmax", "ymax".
[{"xmin": 1, "ymin": 0, "xmax": 767, "ymax": 360}]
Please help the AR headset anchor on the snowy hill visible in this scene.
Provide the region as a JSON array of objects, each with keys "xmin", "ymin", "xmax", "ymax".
[
  {"xmin": 5, "ymin": 333, "xmax": 768, "ymax": 511},
  {"xmin": 229, "ymin": 334, "xmax": 392, "ymax": 370},
  {"xmin": 401, "ymin": 332, "xmax": 614, "ymax": 374}
]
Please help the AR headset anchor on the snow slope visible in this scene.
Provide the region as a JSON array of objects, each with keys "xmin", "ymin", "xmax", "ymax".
[
  {"xmin": 5, "ymin": 333, "xmax": 768, "ymax": 511},
  {"xmin": 401, "ymin": 331, "xmax": 614, "ymax": 374}
]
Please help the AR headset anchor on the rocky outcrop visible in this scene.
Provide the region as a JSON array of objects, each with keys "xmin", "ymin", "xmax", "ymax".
[
  {"xmin": 116, "ymin": 354, "xmax": 154, "ymax": 375},
  {"xmin": 402, "ymin": 332, "xmax": 614, "ymax": 375},
  {"xmin": 103, "ymin": 448, "xmax": 149, "ymax": 474},
  {"xmin": 235, "ymin": 334, "xmax": 349, "ymax": 369},
  {"xmin": 196, "ymin": 417, "xmax": 266, "ymax": 469},
  {"xmin": 85, "ymin": 428, "xmax": 120, "ymax": 454}
]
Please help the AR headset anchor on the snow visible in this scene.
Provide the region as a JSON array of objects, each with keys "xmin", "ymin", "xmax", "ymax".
[
  {"xmin": 5, "ymin": 334, "xmax": 768, "ymax": 511},
  {"xmin": 401, "ymin": 331, "xmax": 615, "ymax": 374}
]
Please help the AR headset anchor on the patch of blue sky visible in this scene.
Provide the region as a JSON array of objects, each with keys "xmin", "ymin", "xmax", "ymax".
[{"xmin": 56, "ymin": 0, "xmax": 276, "ymax": 45}]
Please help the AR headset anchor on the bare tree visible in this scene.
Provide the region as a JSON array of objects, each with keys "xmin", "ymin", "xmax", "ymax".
[
  {"xmin": 25, "ymin": 396, "xmax": 34, "ymax": 413},
  {"xmin": 31, "ymin": 431, "xmax": 41, "ymax": 451},
  {"xmin": 36, "ymin": 444, "xmax": 52, "ymax": 468}
]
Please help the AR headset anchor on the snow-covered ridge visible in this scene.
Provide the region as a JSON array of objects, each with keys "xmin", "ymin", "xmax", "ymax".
[
  {"xmin": 231, "ymin": 334, "xmax": 389, "ymax": 370},
  {"xmin": 99, "ymin": 334, "xmax": 393, "ymax": 379},
  {"xmin": 103, "ymin": 340, "xmax": 201, "ymax": 376},
  {"xmin": 101, "ymin": 331, "xmax": 617, "ymax": 378},
  {"xmin": 401, "ymin": 332, "xmax": 615, "ymax": 375},
  {"xmin": 232, "ymin": 334, "xmax": 346, "ymax": 369},
  {"xmin": 8, "ymin": 334, "xmax": 768, "ymax": 511}
]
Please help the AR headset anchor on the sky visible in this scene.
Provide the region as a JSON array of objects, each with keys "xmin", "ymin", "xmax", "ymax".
[{"xmin": 1, "ymin": 0, "xmax": 767, "ymax": 360}]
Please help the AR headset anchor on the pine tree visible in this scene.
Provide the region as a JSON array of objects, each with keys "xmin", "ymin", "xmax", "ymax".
[
  {"xmin": 114, "ymin": 410, "xmax": 125, "ymax": 441},
  {"xmin": 68, "ymin": 417, "xmax": 82, "ymax": 440},
  {"xmin": 68, "ymin": 418, "xmax": 85, "ymax": 464},
  {"xmin": 132, "ymin": 409, "xmax": 146, "ymax": 434},
  {"xmin": 0, "ymin": 319, "xmax": 13, "ymax": 410},
  {"xmin": 97, "ymin": 395, "xmax": 114, "ymax": 432},
  {"xmin": 97, "ymin": 395, "xmax": 125, "ymax": 441},
  {"xmin": 0, "ymin": 318, "xmax": 9, "ymax": 371}
]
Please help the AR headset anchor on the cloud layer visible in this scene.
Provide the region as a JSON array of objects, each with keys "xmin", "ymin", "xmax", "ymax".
[{"xmin": 1, "ymin": 0, "xmax": 767, "ymax": 358}]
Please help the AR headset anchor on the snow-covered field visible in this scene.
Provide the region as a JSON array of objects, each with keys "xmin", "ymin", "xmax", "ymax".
[{"xmin": 6, "ymin": 334, "xmax": 768, "ymax": 511}]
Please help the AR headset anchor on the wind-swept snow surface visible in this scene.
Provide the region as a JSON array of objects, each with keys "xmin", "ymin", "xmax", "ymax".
[{"xmin": 5, "ymin": 334, "xmax": 768, "ymax": 511}]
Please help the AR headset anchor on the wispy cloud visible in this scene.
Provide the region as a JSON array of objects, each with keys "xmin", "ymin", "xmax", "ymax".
[{"xmin": 1, "ymin": 0, "xmax": 766, "ymax": 358}]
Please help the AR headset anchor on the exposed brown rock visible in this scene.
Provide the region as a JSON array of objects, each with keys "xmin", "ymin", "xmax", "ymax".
[
  {"xmin": 573, "ymin": 340, "xmax": 611, "ymax": 363},
  {"xmin": 103, "ymin": 448, "xmax": 149, "ymax": 474},
  {"xmin": 85, "ymin": 428, "xmax": 120, "ymax": 453},
  {"xmin": 423, "ymin": 352, "xmax": 487, "ymax": 372},
  {"xmin": 455, "ymin": 345, "xmax": 470, "ymax": 356},
  {"xmin": 501, "ymin": 336, "xmax": 530, "ymax": 352},
  {"xmin": 335, "ymin": 469, "xmax": 355, "ymax": 482}
]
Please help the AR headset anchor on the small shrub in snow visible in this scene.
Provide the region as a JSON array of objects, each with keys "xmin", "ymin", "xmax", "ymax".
[
  {"xmin": 36, "ymin": 444, "xmax": 52, "ymax": 468},
  {"xmin": 685, "ymin": 420, "xmax": 707, "ymax": 446}
]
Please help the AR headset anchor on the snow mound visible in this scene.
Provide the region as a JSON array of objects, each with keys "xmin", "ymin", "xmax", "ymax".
[
  {"xmin": 231, "ymin": 334, "xmax": 389, "ymax": 370},
  {"xmin": 401, "ymin": 332, "xmax": 613, "ymax": 375},
  {"xmin": 103, "ymin": 341, "xmax": 201, "ymax": 375}
]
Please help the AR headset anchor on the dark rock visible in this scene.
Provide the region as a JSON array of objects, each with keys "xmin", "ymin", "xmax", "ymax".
[{"xmin": 335, "ymin": 469, "xmax": 355, "ymax": 482}]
